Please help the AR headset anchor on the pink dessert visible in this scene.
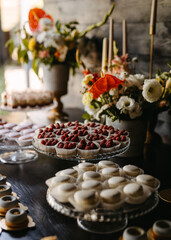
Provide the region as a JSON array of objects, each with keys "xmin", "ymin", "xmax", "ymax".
[
  {"xmin": 13, "ymin": 123, "xmax": 33, "ymax": 132},
  {"xmin": 4, "ymin": 123, "xmax": 17, "ymax": 130},
  {"xmin": 56, "ymin": 142, "xmax": 77, "ymax": 157}
]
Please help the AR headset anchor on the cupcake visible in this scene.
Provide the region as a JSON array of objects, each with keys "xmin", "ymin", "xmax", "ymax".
[
  {"xmin": 39, "ymin": 138, "xmax": 58, "ymax": 153},
  {"xmin": 46, "ymin": 175, "xmax": 76, "ymax": 188},
  {"xmin": 86, "ymin": 133, "xmax": 105, "ymax": 142},
  {"xmin": 99, "ymin": 139, "xmax": 120, "ymax": 153},
  {"xmin": 77, "ymin": 140, "xmax": 100, "ymax": 159},
  {"xmin": 100, "ymin": 167, "xmax": 120, "ymax": 179},
  {"xmin": 82, "ymin": 171, "xmax": 102, "ymax": 181},
  {"xmin": 56, "ymin": 142, "xmax": 77, "ymax": 157},
  {"xmin": 122, "ymin": 165, "xmax": 143, "ymax": 178},
  {"xmin": 136, "ymin": 174, "xmax": 160, "ymax": 191},
  {"xmin": 0, "ymin": 195, "xmax": 19, "ymax": 216},
  {"xmin": 80, "ymin": 180, "xmax": 102, "ymax": 191},
  {"xmin": 108, "ymin": 176, "xmax": 128, "ymax": 189},
  {"xmin": 75, "ymin": 162, "xmax": 96, "ymax": 172},
  {"xmin": 56, "ymin": 168, "xmax": 78, "ymax": 178},
  {"xmin": 98, "ymin": 160, "xmax": 118, "ymax": 169},
  {"xmin": 5, "ymin": 208, "xmax": 29, "ymax": 230}
]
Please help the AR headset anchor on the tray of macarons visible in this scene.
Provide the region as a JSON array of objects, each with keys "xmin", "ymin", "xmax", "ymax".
[
  {"xmin": 45, "ymin": 161, "xmax": 160, "ymax": 229},
  {"xmin": 0, "ymin": 118, "xmax": 45, "ymax": 151},
  {"xmin": 32, "ymin": 121, "xmax": 130, "ymax": 161}
]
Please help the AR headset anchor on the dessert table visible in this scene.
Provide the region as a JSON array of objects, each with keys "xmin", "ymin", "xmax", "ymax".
[{"xmin": 0, "ymin": 108, "xmax": 171, "ymax": 240}]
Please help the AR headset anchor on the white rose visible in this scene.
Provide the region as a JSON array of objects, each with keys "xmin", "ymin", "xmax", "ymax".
[
  {"xmin": 129, "ymin": 102, "xmax": 143, "ymax": 119},
  {"xmin": 142, "ymin": 79, "xmax": 163, "ymax": 103},
  {"xmin": 116, "ymin": 96, "xmax": 135, "ymax": 111},
  {"xmin": 126, "ymin": 75, "xmax": 142, "ymax": 88},
  {"xmin": 81, "ymin": 74, "xmax": 93, "ymax": 87}
]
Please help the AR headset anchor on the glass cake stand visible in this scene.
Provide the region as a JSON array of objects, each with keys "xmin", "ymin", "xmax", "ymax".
[
  {"xmin": 0, "ymin": 102, "xmax": 57, "ymax": 164},
  {"xmin": 0, "ymin": 138, "xmax": 38, "ymax": 164},
  {"xmin": 32, "ymin": 138, "xmax": 130, "ymax": 162},
  {"xmin": 46, "ymin": 189, "xmax": 159, "ymax": 234}
]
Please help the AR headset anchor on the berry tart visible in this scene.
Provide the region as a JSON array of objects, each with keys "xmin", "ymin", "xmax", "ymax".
[
  {"xmin": 99, "ymin": 139, "xmax": 120, "ymax": 153},
  {"xmin": 39, "ymin": 138, "xmax": 58, "ymax": 153},
  {"xmin": 77, "ymin": 140, "xmax": 100, "ymax": 159},
  {"xmin": 86, "ymin": 133, "xmax": 105, "ymax": 143},
  {"xmin": 56, "ymin": 142, "xmax": 77, "ymax": 157}
]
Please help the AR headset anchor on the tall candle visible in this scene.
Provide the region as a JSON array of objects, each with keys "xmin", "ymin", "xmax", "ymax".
[
  {"xmin": 101, "ymin": 37, "xmax": 108, "ymax": 73},
  {"xmin": 108, "ymin": 18, "xmax": 114, "ymax": 68},
  {"xmin": 149, "ymin": 0, "xmax": 157, "ymax": 35},
  {"xmin": 122, "ymin": 19, "xmax": 127, "ymax": 55}
]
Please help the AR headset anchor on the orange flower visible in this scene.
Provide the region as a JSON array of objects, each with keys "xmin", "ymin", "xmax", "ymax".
[
  {"xmin": 29, "ymin": 8, "xmax": 53, "ymax": 32},
  {"xmin": 89, "ymin": 74, "xmax": 124, "ymax": 99},
  {"xmin": 54, "ymin": 51, "xmax": 60, "ymax": 59}
]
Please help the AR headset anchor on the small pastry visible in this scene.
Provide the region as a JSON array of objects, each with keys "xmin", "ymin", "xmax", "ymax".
[
  {"xmin": 82, "ymin": 171, "xmax": 102, "ymax": 181},
  {"xmin": 100, "ymin": 167, "xmax": 120, "ymax": 179},
  {"xmin": 86, "ymin": 133, "xmax": 105, "ymax": 142},
  {"xmin": 46, "ymin": 175, "xmax": 75, "ymax": 188},
  {"xmin": 122, "ymin": 165, "xmax": 143, "ymax": 177},
  {"xmin": 5, "ymin": 208, "xmax": 28, "ymax": 230},
  {"xmin": 69, "ymin": 190, "xmax": 99, "ymax": 211},
  {"xmin": 56, "ymin": 142, "xmax": 77, "ymax": 157},
  {"xmin": 100, "ymin": 189, "xmax": 124, "ymax": 210},
  {"xmin": 86, "ymin": 122, "xmax": 101, "ymax": 129},
  {"xmin": 122, "ymin": 226, "xmax": 147, "ymax": 240},
  {"xmin": 4, "ymin": 123, "xmax": 17, "ymax": 130},
  {"xmin": 13, "ymin": 123, "xmax": 33, "ymax": 132},
  {"xmin": 108, "ymin": 176, "xmax": 128, "ymax": 189},
  {"xmin": 0, "ymin": 176, "xmax": 7, "ymax": 185},
  {"xmin": 56, "ymin": 168, "xmax": 78, "ymax": 178},
  {"xmin": 0, "ymin": 129, "xmax": 11, "ymax": 136},
  {"xmin": 77, "ymin": 140, "xmax": 100, "ymax": 159},
  {"xmin": 147, "ymin": 219, "xmax": 171, "ymax": 239},
  {"xmin": 0, "ymin": 195, "xmax": 19, "ymax": 215},
  {"xmin": 123, "ymin": 183, "xmax": 151, "ymax": 204},
  {"xmin": 136, "ymin": 174, "xmax": 160, "ymax": 190},
  {"xmin": 39, "ymin": 138, "xmax": 58, "ymax": 153},
  {"xmin": 32, "ymin": 124, "xmax": 46, "ymax": 130},
  {"xmin": 0, "ymin": 134, "xmax": 3, "ymax": 141},
  {"xmin": 22, "ymin": 128, "xmax": 35, "ymax": 135},
  {"xmin": 6, "ymin": 132, "xmax": 21, "ymax": 141},
  {"xmin": 0, "ymin": 185, "xmax": 12, "ymax": 197},
  {"xmin": 93, "ymin": 128, "xmax": 110, "ymax": 137},
  {"xmin": 109, "ymin": 135, "xmax": 130, "ymax": 147},
  {"xmin": 100, "ymin": 139, "xmax": 120, "ymax": 153},
  {"xmin": 17, "ymin": 134, "xmax": 33, "ymax": 146},
  {"xmin": 50, "ymin": 183, "xmax": 77, "ymax": 203},
  {"xmin": 76, "ymin": 162, "xmax": 96, "ymax": 172},
  {"xmin": 98, "ymin": 160, "xmax": 118, "ymax": 169},
  {"xmin": 81, "ymin": 180, "xmax": 102, "ymax": 191}
]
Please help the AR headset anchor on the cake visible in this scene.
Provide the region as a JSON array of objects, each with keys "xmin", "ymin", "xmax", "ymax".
[
  {"xmin": 0, "ymin": 195, "xmax": 19, "ymax": 216},
  {"xmin": 5, "ymin": 208, "xmax": 29, "ymax": 230}
]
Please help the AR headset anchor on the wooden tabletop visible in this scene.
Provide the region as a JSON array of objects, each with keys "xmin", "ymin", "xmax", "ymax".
[{"xmin": 0, "ymin": 109, "xmax": 171, "ymax": 240}]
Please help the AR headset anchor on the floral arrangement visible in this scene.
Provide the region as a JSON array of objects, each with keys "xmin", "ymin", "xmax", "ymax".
[
  {"xmin": 81, "ymin": 65, "xmax": 171, "ymax": 122},
  {"xmin": 6, "ymin": 5, "xmax": 114, "ymax": 75}
]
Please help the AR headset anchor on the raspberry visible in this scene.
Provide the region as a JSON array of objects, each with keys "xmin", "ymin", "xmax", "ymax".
[
  {"xmin": 91, "ymin": 143, "xmax": 96, "ymax": 149},
  {"xmin": 41, "ymin": 140, "xmax": 45, "ymax": 144},
  {"xmin": 116, "ymin": 137, "xmax": 120, "ymax": 141},
  {"xmin": 58, "ymin": 143, "xmax": 64, "ymax": 148},
  {"xmin": 121, "ymin": 136, "xmax": 126, "ymax": 141},
  {"xmin": 85, "ymin": 146, "xmax": 91, "ymax": 150},
  {"xmin": 61, "ymin": 135, "xmax": 65, "ymax": 141}
]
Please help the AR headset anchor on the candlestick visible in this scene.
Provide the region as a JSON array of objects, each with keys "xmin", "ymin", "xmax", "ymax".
[
  {"xmin": 149, "ymin": 0, "xmax": 158, "ymax": 79},
  {"xmin": 101, "ymin": 37, "xmax": 108, "ymax": 74},
  {"xmin": 108, "ymin": 18, "xmax": 114, "ymax": 70},
  {"xmin": 122, "ymin": 19, "xmax": 127, "ymax": 55}
]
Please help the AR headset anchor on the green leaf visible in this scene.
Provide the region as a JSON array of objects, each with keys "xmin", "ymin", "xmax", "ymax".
[
  {"xmin": 17, "ymin": 45, "xmax": 22, "ymax": 62},
  {"xmin": 82, "ymin": 113, "xmax": 90, "ymax": 120},
  {"xmin": 5, "ymin": 39, "xmax": 14, "ymax": 56},
  {"xmin": 56, "ymin": 20, "xmax": 61, "ymax": 32},
  {"xmin": 32, "ymin": 58, "xmax": 40, "ymax": 75},
  {"xmin": 167, "ymin": 62, "xmax": 171, "ymax": 68},
  {"xmin": 22, "ymin": 39, "xmax": 29, "ymax": 49}
]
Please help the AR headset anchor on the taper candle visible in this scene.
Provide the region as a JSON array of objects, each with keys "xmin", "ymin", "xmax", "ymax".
[
  {"xmin": 108, "ymin": 18, "xmax": 114, "ymax": 69},
  {"xmin": 102, "ymin": 37, "xmax": 108, "ymax": 73},
  {"xmin": 122, "ymin": 19, "xmax": 127, "ymax": 55},
  {"xmin": 149, "ymin": 0, "xmax": 157, "ymax": 35}
]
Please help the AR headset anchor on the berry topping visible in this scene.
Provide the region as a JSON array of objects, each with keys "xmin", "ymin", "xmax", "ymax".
[
  {"xmin": 41, "ymin": 138, "xmax": 58, "ymax": 146},
  {"xmin": 57, "ymin": 142, "xmax": 76, "ymax": 149}
]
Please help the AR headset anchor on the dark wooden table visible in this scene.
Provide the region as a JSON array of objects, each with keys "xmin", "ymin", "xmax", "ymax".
[{"xmin": 0, "ymin": 109, "xmax": 171, "ymax": 240}]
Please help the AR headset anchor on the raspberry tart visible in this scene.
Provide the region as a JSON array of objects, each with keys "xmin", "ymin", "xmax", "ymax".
[
  {"xmin": 99, "ymin": 139, "xmax": 120, "ymax": 153},
  {"xmin": 56, "ymin": 142, "xmax": 77, "ymax": 157},
  {"xmin": 77, "ymin": 140, "xmax": 100, "ymax": 158},
  {"xmin": 39, "ymin": 138, "xmax": 58, "ymax": 153}
]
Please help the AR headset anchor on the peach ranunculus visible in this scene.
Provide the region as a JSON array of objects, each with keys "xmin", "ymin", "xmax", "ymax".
[{"xmin": 39, "ymin": 50, "xmax": 50, "ymax": 58}]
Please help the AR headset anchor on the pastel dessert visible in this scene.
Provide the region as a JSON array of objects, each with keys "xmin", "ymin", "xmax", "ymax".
[
  {"xmin": 81, "ymin": 180, "xmax": 102, "ymax": 191},
  {"xmin": 98, "ymin": 160, "xmax": 118, "ymax": 169},
  {"xmin": 0, "ymin": 195, "xmax": 19, "ymax": 216},
  {"xmin": 77, "ymin": 140, "xmax": 100, "ymax": 158},
  {"xmin": 136, "ymin": 174, "xmax": 160, "ymax": 190},
  {"xmin": 21, "ymin": 128, "xmax": 35, "ymax": 135},
  {"xmin": 108, "ymin": 176, "xmax": 128, "ymax": 189},
  {"xmin": 46, "ymin": 175, "xmax": 76, "ymax": 188},
  {"xmin": 32, "ymin": 124, "xmax": 46, "ymax": 130},
  {"xmin": 13, "ymin": 123, "xmax": 33, "ymax": 132},
  {"xmin": 122, "ymin": 165, "xmax": 142, "ymax": 177},
  {"xmin": 17, "ymin": 134, "xmax": 34, "ymax": 146},
  {"xmin": 69, "ymin": 190, "xmax": 99, "ymax": 211},
  {"xmin": 5, "ymin": 208, "xmax": 29, "ymax": 230},
  {"xmin": 0, "ymin": 185, "xmax": 12, "ymax": 197},
  {"xmin": 123, "ymin": 183, "xmax": 151, "ymax": 204},
  {"xmin": 50, "ymin": 183, "xmax": 77, "ymax": 203},
  {"xmin": 100, "ymin": 167, "xmax": 120, "ymax": 179},
  {"xmin": 100, "ymin": 189, "xmax": 124, "ymax": 210},
  {"xmin": 100, "ymin": 139, "xmax": 120, "ymax": 153},
  {"xmin": 76, "ymin": 162, "xmax": 96, "ymax": 172},
  {"xmin": 82, "ymin": 171, "xmax": 102, "ymax": 181},
  {"xmin": 56, "ymin": 142, "xmax": 77, "ymax": 157},
  {"xmin": 39, "ymin": 138, "xmax": 58, "ymax": 153},
  {"xmin": 122, "ymin": 226, "xmax": 147, "ymax": 240},
  {"xmin": 4, "ymin": 123, "xmax": 17, "ymax": 130},
  {"xmin": 6, "ymin": 132, "xmax": 21, "ymax": 141},
  {"xmin": 0, "ymin": 129, "xmax": 11, "ymax": 136},
  {"xmin": 56, "ymin": 168, "xmax": 78, "ymax": 178}
]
